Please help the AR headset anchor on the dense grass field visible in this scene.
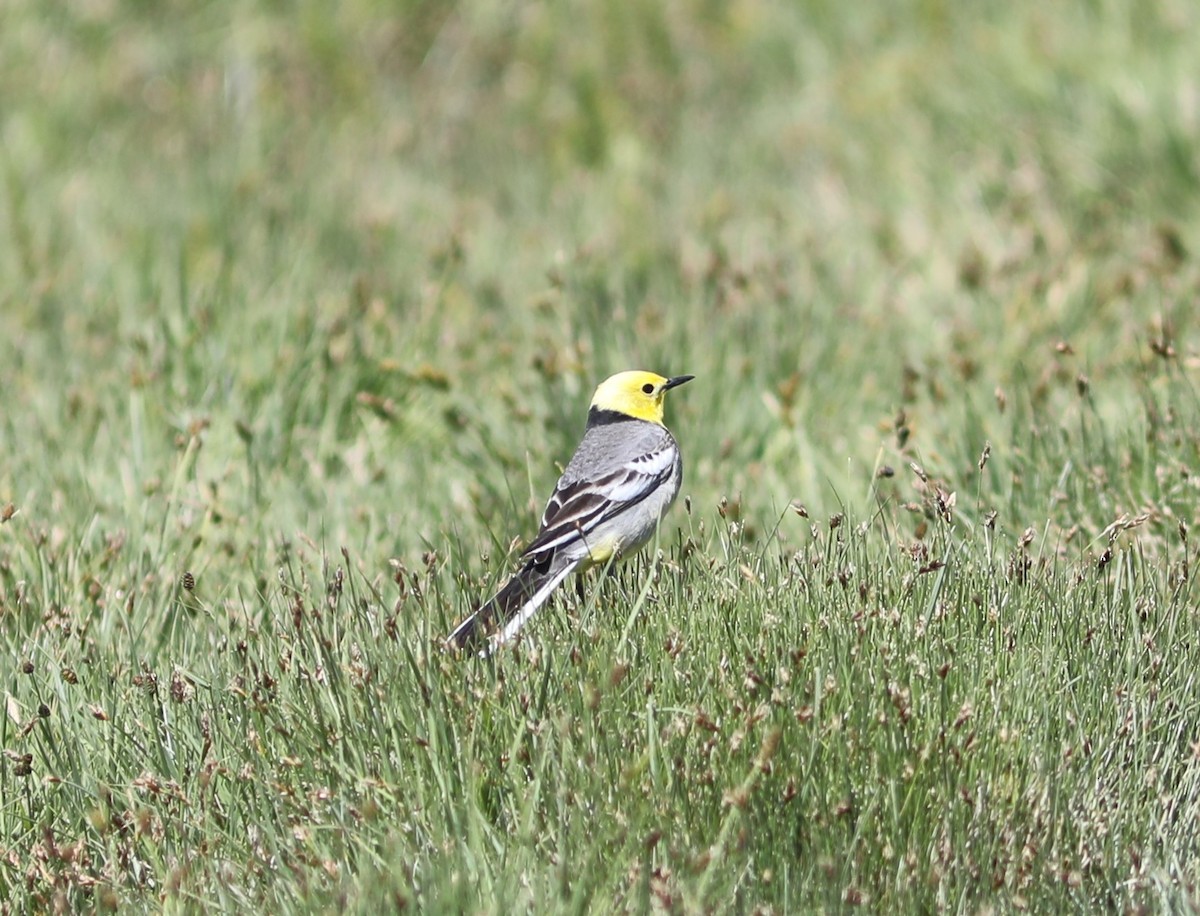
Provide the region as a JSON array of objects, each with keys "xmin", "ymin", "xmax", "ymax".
[{"xmin": 3, "ymin": 0, "xmax": 1200, "ymax": 911}]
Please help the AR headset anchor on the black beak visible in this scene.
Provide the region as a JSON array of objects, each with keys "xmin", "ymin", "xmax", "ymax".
[{"xmin": 664, "ymin": 374, "xmax": 695, "ymax": 391}]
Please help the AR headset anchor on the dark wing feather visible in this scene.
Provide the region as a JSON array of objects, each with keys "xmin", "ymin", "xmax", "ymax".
[{"xmin": 522, "ymin": 444, "xmax": 676, "ymax": 558}]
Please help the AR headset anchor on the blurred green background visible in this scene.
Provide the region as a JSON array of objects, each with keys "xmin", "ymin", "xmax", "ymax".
[{"xmin": 4, "ymin": 0, "xmax": 1197, "ymax": 572}]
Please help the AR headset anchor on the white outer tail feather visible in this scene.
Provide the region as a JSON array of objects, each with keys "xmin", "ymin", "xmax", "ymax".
[
  {"xmin": 445, "ymin": 556, "xmax": 580, "ymax": 657},
  {"xmin": 484, "ymin": 561, "xmax": 576, "ymax": 656}
]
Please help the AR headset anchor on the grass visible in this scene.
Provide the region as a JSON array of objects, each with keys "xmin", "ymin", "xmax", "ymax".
[{"xmin": 2, "ymin": 0, "xmax": 1200, "ymax": 911}]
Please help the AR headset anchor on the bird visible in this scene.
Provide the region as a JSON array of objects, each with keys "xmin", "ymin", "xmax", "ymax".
[{"xmin": 447, "ymin": 370, "xmax": 693, "ymax": 654}]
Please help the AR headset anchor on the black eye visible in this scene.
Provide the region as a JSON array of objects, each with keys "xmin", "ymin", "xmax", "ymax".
[{"xmin": 642, "ymin": 383, "xmax": 655, "ymax": 394}]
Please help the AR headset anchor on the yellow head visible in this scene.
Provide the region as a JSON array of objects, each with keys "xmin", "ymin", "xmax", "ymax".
[{"xmin": 588, "ymin": 370, "xmax": 694, "ymax": 426}]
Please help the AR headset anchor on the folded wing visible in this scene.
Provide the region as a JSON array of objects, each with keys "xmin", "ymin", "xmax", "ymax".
[{"xmin": 522, "ymin": 444, "xmax": 677, "ymax": 558}]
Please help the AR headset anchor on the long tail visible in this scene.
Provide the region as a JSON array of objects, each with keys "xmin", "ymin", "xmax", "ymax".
[{"xmin": 446, "ymin": 553, "xmax": 575, "ymax": 654}]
